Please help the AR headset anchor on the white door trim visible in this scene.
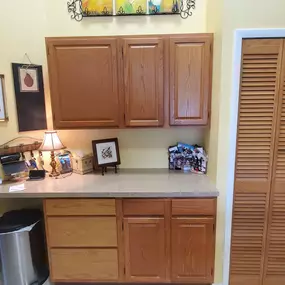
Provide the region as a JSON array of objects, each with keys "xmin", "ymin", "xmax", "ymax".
[{"xmin": 222, "ymin": 28, "xmax": 285, "ymax": 285}]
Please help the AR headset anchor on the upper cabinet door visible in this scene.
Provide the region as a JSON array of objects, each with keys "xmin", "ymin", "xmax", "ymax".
[
  {"xmin": 46, "ymin": 38, "xmax": 120, "ymax": 129},
  {"xmin": 122, "ymin": 38, "xmax": 164, "ymax": 127},
  {"xmin": 171, "ymin": 217, "xmax": 215, "ymax": 283},
  {"xmin": 169, "ymin": 35, "xmax": 212, "ymax": 126}
]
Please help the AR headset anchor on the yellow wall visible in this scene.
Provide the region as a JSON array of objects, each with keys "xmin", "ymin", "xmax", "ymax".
[
  {"xmin": 0, "ymin": 0, "xmax": 209, "ymax": 169},
  {"xmin": 205, "ymin": 0, "xmax": 223, "ymax": 282}
]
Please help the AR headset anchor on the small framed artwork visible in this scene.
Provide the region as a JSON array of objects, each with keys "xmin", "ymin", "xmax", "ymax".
[
  {"xmin": 18, "ymin": 67, "xmax": 39, "ymax": 92},
  {"xmin": 12, "ymin": 63, "xmax": 47, "ymax": 132},
  {"xmin": 0, "ymin": 75, "xmax": 8, "ymax": 121},
  {"xmin": 116, "ymin": 0, "xmax": 146, "ymax": 15},
  {"xmin": 82, "ymin": 0, "xmax": 113, "ymax": 16},
  {"xmin": 92, "ymin": 138, "xmax": 121, "ymax": 173},
  {"xmin": 149, "ymin": 0, "xmax": 179, "ymax": 14},
  {"xmin": 57, "ymin": 153, "xmax": 73, "ymax": 174}
]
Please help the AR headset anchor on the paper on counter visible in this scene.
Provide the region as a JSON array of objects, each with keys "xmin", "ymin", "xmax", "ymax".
[{"xmin": 9, "ymin": 183, "xmax": 26, "ymax": 192}]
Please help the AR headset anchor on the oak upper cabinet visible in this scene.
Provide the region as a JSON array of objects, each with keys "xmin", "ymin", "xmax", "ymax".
[
  {"xmin": 121, "ymin": 38, "xmax": 164, "ymax": 127},
  {"xmin": 123, "ymin": 217, "xmax": 167, "ymax": 282},
  {"xmin": 46, "ymin": 37, "xmax": 121, "ymax": 129},
  {"xmin": 171, "ymin": 217, "xmax": 215, "ymax": 283},
  {"xmin": 169, "ymin": 35, "xmax": 212, "ymax": 125}
]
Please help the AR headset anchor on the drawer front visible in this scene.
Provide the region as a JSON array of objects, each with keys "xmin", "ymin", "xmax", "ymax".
[
  {"xmin": 172, "ymin": 199, "xmax": 216, "ymax": 216},
  {"xmin": 123, "ymin": 199, "xmax": 165, "ymax": 216},
  {"xmin": 45, "ymin": 199, "xmax": 116, "ymax": 216},
  {"xmin": 47, "ymin": 217, "xmax": 117, "ymax": 247},
  {"xmin": 50, "ymin": 248, "xmax": 118, "ymax": 282}
]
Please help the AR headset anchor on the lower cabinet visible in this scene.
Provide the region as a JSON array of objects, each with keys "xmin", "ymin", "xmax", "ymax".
[
  {"xmin": 124, "ymin": 217, "xmax": 167, "ymax": 282},
  {"xmin": 44, "ymin": 198, "xmax": 216, "ymax": 284},
  {"xmin": 171, "ymin": 217, "xmax": 215, "ymax": 283}
]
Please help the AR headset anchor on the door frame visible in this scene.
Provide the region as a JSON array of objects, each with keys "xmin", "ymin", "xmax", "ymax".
[{"xmin": 223, "ymin": 28, "xmax": 285, "ymax": 285}]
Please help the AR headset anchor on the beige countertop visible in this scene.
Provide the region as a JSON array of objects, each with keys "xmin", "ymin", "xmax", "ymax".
[{"xmin": 0, "ymin": 169, "xmax": 218, "ymax": 198}]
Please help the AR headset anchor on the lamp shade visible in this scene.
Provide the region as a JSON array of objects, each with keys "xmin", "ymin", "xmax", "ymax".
[{"xmin": 40, "ymin": 131, "xmax": 66, "ymax": 151}]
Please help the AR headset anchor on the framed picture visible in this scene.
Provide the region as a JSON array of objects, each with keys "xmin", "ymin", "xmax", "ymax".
[
  {"xmin": 0, "ymin": 75, "xmax": 8, "ymax": 121},
  {"xmin": 116, "ymin": 0, "xmax": 146, "ymax": 15},
  {"xmin": 18, "ymin": 67, "xmax": 39, "ymax": 92},
  {"xmin": 12, "ymin": 63, "xmax": 47, "ymax": 132},
  {"xmin": 149, "ymin": 0, "xmax": 179, "ymax": 14},
  {"xmin": 57, "ymin": 153, "xmax": 73, "ymax": 174},
  {"xmin": 92, "ymin": 138, "xmax": 121, "ymax": 167}
]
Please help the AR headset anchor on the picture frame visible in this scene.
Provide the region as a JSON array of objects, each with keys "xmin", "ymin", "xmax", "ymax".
[
  {"xmin": 0, "ymin": 75, "xmax": 8, "ymax": 122},
  {"xmin": 12, "ymin": 63, "xmax": 47, "ymax": 132},
  {"xmin": 57, "ymin": 153, "xmax": 73, "ymax": 174},
  {"xmin": 92, "ymin": 138, "xmax": 121, "ymax": 170}
]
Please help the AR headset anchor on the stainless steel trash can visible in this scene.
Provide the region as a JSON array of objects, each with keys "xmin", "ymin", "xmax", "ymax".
[{"xmin": 0, "ymin": 209, "xmax": 49, "ymax": 285}]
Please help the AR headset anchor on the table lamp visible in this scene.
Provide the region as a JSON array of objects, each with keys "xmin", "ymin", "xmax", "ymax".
[{"xmin": 40, "ymin": 131, "xmax": 66, "ymax": 177}]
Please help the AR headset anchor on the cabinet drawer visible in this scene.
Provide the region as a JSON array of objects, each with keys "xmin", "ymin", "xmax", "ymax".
[
  {"xmin": 50, "ymin": 248, "xmax": 118, "ymax": 282},
  {"xmin": 44, "ymin": 199, "xmax": 116, "ymax": 216},
  {"xmin": 123, "ymin": 199, "xmax": 165, "ymax": 216},
  {"xmin": 46, "ymin": 217, "xmax": 117, "ymax": 247},
  {"xmin": 172, "ymin": 199, "xmax": 216, "ymax": 216}
]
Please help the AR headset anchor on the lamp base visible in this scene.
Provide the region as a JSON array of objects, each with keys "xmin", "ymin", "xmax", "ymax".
[{"xmin": 50, "ymin": 151, "xmax": 60, "ymax": 177}]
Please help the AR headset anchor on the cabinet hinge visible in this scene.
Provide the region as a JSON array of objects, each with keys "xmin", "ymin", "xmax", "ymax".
[
  {"xmin": 211, "ymin": 268, "xmax": 214, "ymax": 276},
  {"xmin": 122, "ymin": 47, "xmax": 124, "ymax": 58},
  {"xmin": 47, "ymin": 47, "xmax": 50, "ymax": 56}
]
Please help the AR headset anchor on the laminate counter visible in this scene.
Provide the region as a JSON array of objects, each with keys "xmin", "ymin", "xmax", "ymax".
[{"xmin": 0, "ymin": 169, "xmax": 218, "ymax": 198}]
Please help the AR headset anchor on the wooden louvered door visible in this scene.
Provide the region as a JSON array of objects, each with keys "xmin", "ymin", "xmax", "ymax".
[
  {"xmin": 230, "ymin": 39, "xmax": 284, "ymax": 285},
  {"xmin": 263, "ymin": 41, "xmax": 285, "ymax": 285}
]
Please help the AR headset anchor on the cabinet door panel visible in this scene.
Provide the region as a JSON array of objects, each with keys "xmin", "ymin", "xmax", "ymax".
[
  {"xmin": 171, "ymin": 217, "xmax": 214, "ymax": 283},
  {"xmin": 124, "ymin": 217, "xmax": 167, "ymax": 282},
  {"xmin": 169, "ymin": 36, "xmax": 212, "ymax": 125},
  {"xmin": 123, "ymin": 38, "xmax": 164, "ymax": 127},
  {"xmin": 46, "ymin": 38, "xmax": 120, "ymax": 128}
]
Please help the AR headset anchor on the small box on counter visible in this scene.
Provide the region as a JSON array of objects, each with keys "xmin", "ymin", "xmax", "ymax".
[
  {"xmin": 72, "ymin": 154, "xmax": 94, "ymax": 175},
  {"xmin": 168, "ymin": 142, "xmax": 208, "ymax": 174}
]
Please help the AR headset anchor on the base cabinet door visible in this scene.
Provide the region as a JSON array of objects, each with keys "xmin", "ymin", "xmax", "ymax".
[
  {"xmin": 171, "ymin": 217, "xmax": 215, "ymax": 283},
  {"xmin": 123, "ymin": 217, "xmax": 167, "ymax": 282}
]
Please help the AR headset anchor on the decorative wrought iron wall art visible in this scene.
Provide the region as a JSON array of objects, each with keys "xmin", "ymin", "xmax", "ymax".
[{"xmin": 67, "ymin": 0, "xmax": 196, "ymax": 20}]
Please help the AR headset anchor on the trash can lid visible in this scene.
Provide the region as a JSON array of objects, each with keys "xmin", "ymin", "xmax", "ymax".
[{"xmin": 0, "ymin": 209, "xmax": 42, "ymax": 233}]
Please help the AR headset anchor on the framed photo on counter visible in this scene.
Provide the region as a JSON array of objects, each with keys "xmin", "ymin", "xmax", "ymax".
[{"xmin": 92, "ymin": 138, "xmax": 121, "ymax": 168}]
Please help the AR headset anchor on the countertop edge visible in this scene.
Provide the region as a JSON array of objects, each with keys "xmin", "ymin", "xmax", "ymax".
[{"xmin": 0, "ymin": 191, "xmax": 219, "ymax": 198}]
